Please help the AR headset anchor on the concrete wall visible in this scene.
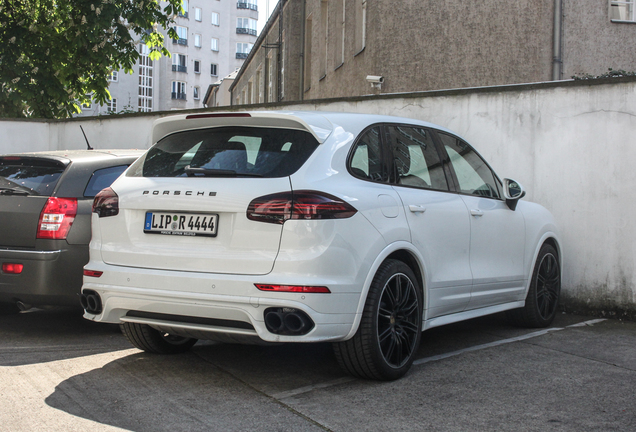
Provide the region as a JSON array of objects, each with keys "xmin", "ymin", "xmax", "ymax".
[
  {"xmin": 2, "ymin": 78, "xmax": 635, "ymax": 317},
  {"xmin": 233, "ymin": 0, "xmax": 557, "ymax": 102},
  {"xmin": 233, "ymin": 1, "xmax": 636, "ymax": 107},
  {"xmin": 563, "ymin": 0, "xmax": 636, "ymax": 78}
]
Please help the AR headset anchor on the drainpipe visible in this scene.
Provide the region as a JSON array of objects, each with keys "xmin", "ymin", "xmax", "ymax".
[
  {"xmin": 299, "ymin": 0, "xmax": 306, "ymax": 100},
  {"xmin": 552, "ymin": 0, "xmax": 563, "ymax": 80}
]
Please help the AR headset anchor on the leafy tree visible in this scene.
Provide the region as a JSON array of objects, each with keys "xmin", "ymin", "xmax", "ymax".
[{"xmin": 0, "ymin": 0, "xmax": 182, "ymax": 118}]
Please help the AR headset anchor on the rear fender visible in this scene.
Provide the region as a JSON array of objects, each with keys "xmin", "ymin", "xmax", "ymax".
[
  {"xmin": 343, "ymin": 241, "xmax": 428, "ymax": 340},
  {"xmin": 522, "ymin": 231, "xmax": 562, "ymax": 297}
]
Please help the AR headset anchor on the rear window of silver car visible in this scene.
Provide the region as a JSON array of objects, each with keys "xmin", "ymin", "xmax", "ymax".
[
  {"xmin": 128, "ymin": 127, "xmax": 320, "ymax": 178},
  {"xmin": 0, "ymin": 157, "xmax": 67, "ymax": 196}
]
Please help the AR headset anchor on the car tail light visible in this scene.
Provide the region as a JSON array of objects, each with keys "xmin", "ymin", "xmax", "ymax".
[
  {"xmin": 255, "ymin": 284, "xmax": 331, "ymax": 293},
  {"xmin": 2, "ymin": 263, "xmax": 24, "ymax": 274},
  {"xmin": 246, "ymin": 190, "xmax": 357, "ymax": 224},
  {"xmin": 36, "ymin": 197, "xmax": 78, "ymax": 239},
  {"xmin": 83, "ymin": 269, "xmax": 103, "ymax": 277},
  {"xmin": 93, "ymin": 187, "xmax": 119, "ymax": 218}
]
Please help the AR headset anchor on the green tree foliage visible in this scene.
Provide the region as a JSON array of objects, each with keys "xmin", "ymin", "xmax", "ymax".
[{"xmin": 0, "ymin": 0, "xmax": 182, "ymax": 118}]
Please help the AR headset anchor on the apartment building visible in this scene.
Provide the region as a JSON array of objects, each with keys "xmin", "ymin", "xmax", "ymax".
[
  {"xmin": 230, "ymin": 0, "xmax": 636, "ymax": 105},
  {"xmin": 78, "ymin": 0, "xmax": 258, "ymax": 116}
]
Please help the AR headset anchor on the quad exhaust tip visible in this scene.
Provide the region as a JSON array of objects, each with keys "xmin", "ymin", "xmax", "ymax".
[
  {"xmin": 79, "ymin": 290, "xmax": 103, "ymax": 315},
  {"xmin": 264, "ymin": 307, "xmax": 314, "ymax": 336}
]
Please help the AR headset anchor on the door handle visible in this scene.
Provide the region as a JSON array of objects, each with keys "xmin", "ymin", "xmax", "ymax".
[
  {"xmin": 409, "ymin": 205, "xmax": 427, "ymax": 213},
  {"xmin": 470, "ymin": 209, "xmax": 484, "ymax": 217}
]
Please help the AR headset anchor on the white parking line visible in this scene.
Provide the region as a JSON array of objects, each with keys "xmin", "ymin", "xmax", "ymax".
[
  {"xmin": 413, "ymin": 327, "xmax": 564, "ymax": 365},
  {"xmin": 566, "ymin": 318, "xmax": 606, "ymax": 327},
  {"xmin": 271, "ymin": 377, "xmax": 356, "ymax": 400},
  {"xmin": 414, "ymin": 318, "xmax": 606, "ymax": 365},
  {"xmin": 272, "ymin": 318, "xmax": 606, "ymax": 400}
]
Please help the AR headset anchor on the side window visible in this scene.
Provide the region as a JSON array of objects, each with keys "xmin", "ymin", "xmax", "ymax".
[
  {"xmin": 387, "ymin": 126, "xmax": 448, "ymax": 191},
  {"xmin": 83, "ymin": 165, "xmax": 129, "ymax": 197},
  {"xmin": 349, "ymin": 127, "xmax": 388, "ymax": 182},
  {"xmin": 438, "ymin": 133, "xmax": 500, "ymax": 199}
]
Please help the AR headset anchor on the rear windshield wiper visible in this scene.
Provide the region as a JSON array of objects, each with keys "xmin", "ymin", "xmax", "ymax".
[
  {"xmin": 0, "ymin": 187, "xmax": 34, "ymax": 196},
  {"xmin": 184, "ymin": 166, "xmax": 263, "ymax": 177}
]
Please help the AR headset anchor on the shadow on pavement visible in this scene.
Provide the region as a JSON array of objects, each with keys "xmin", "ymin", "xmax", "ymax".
[
  {"xmin": 0, "ymin": 307, "xmax": 130, "ymax": 366},
  {"xmin": 42, "ymin": 313, "xmax": 629, "ymax": 431},
  {"xmin": 44, "ymin": 344, "xmax": 338, "ymax": 432}
]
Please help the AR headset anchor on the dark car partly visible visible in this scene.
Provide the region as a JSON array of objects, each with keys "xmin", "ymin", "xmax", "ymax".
[{"xmin": 0, "ymin": 150, "xmax": 142, "ymax": 313}]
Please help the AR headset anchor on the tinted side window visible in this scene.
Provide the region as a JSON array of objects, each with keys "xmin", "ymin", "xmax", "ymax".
[
  {"xmin": 349, "ymin": 127, "xmax": 388, "ymax": 182},
  {"xmin": 387, "ymin": 126, "xmax": 448, "ymax": 191},
  {"xmin": 438, "ymin": 133, "xmax": 500, "ymax": 199},
  {"xmin": 84, "ymin": 165, "xmax": 128, "ymax": 197}
]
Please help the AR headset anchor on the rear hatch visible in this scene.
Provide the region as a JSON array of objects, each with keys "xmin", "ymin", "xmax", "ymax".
[
  {"xmin": 99, "ymin": 122, "xmax": 322, "ymax": 275},
  {"xmin": 0, "ymin": 156, "xmax": 68, "ymax": 248}
]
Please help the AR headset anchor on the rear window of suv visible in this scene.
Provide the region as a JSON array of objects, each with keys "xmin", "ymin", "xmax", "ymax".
[
  {"xmin": 129, "ymin": 127, "xmax": 320, "ymax": 178},
  {"xmin": 0, "ymin": 157, "xmax": 67, "ymax": 196}
]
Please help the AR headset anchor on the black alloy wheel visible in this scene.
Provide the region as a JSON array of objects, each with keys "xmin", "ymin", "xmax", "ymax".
[
  {"xmin": 535, "ymin": 251, "xmax": 560, "ymax": 321},
  {"xmin": 377, "ymin": 272, "xmax": 421, "ymax": 368},
  {"xmin": 333, "ymin": 259, "xmax": 422, "ymax": 380},
  {"xmin": 507, "ymin": 243, "xmax": 561, "ymax": 328}
]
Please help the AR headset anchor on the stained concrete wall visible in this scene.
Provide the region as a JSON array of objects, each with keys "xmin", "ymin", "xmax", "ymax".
[
  {"xmin": 563, "ymin": 0, "xmax": 636, "ymax": 78},
  {"xmin": 1, "ymin": 78, "xmax": 634, "ymax": 317}
]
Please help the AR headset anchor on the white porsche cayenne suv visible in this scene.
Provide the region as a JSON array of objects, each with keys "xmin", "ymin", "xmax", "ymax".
[{"xmin": 82, "ymin": 111, "xmax": 561, "ymax": 380}]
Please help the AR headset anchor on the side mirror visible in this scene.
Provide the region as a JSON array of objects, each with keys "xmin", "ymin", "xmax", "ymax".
[{"xmin": 502, "ymin": 178, "xmax": 526, "ymax": 211}]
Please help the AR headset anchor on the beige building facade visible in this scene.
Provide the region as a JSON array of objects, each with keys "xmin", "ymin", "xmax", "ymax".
[{"xmin": 229, "ymin": 0, "xmax": 636, "ymax": 105}]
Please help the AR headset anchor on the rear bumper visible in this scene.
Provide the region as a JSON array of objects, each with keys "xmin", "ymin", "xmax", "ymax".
[
  {"xmin": 0, "ymin": 246, "xmax": 87, "ymax": 306},
  {"xmin": 82, "ymin": 263, "xmax": 362, "ymax": 343}
]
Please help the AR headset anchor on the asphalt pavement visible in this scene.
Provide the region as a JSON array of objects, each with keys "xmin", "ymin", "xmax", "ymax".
[{"xmin": 1, "ymin": 309, "xmax": 634, "ymax": 431}]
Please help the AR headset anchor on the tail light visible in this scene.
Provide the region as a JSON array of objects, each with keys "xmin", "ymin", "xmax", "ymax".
[
  {"xmin": 83, "ymin": 269, "xmax": 103, "ymax": 277},
  {"xmin": 93, "ymin": 187, "xmax": 119, "ymax": 218},
  {"xmin": 247, "ymin": 190, "xmax": 357, "ymax": 224},
  {"xmin": 2, "ymin": 263, "xmax": 24, "ymax": 274},
  {"xmin": 256, "ymin": 284, "xmax": 331, "ymax": 293},
  {"xmin": 36, "ymin": 197, "xmax": 78, "ymax": 239}
]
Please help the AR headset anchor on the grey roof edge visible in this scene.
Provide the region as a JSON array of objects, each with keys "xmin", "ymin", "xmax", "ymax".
[{"xmin": 3, "ymin": 75, "xmax": 636, "ymax": 124}]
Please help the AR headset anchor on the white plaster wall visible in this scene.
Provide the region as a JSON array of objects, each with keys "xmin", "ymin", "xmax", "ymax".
[
  {"xmin": 1, "ymin": 80, "xmax": 634, "ymax": 311},
  {"xmin": 0, "ymin": 121, "xmax": 52, "ymax": 154},
  {"xmin": 55, "ymin": 116, "xmax": 157, "ymax": 150},
  {"xmin": 280, "ymin": 83, "xmax": 636, "ymax": 311}
]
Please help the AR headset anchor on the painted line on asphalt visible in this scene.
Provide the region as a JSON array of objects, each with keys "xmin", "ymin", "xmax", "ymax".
[
  {"xmin": 413, "ymin": 327, "xmax": 564, "ymax": 365},
  {"xmin": 566, "ymin": 318, "xmax": 606, "ymax": 327},
  {"xmin": 414, "ymin": 318, "xmax": 606, "ymax": 366},
  {"xmin": 273, "ymin": 318, "xmax": 606, "ymax": 400},
  {"xmin": 271, "ymin": 377, "xmax": 356, "ymax": 400}
]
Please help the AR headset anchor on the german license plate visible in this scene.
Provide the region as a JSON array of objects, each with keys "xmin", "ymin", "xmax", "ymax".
[{"xmin": 144, "ymin": 212, "xmax": 218, "ymax": 237}]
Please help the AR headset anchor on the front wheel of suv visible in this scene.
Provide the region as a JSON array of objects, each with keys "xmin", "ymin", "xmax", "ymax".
[
  {"xmin": 333, "ymin": 259, "xmax": 423, "ymax": 380},
  {"xmin": 120, "ymin": 322, "xmax": 198, "ymax": 354},
  {"xmin": 507, "ymin": 243, "xmax": 561, "ymax": 328}
]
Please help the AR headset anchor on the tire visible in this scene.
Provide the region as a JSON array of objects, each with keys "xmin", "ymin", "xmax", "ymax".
[
  {"xmin": 0, "ymin": 302, "xmax": 20, "ymax": 315},
  {"xmin": 333, "ymin": 259, "xmax": 422, "ymax": 381},
  {"xmin": 507, "ymin": 243, "xmax": 561, "ymax": 328},
  {"xmin": 120, "ymin": 322, "xmax": 198, "ymax": 354}
]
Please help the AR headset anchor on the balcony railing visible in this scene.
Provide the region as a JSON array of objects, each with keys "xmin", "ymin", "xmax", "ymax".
[
  {"xmin": 236, "ymin": 27, "xmax": 257, "ymax": 36},
  {"xmin": 172, "ymin": 65, "xmax": 188, "ymax": 73},
  {"xmin": 171, "ymin": 92, "xmax": 187, "ymax": 100},
  {"xmin": 237, "ymin": 2, "xmax": 258, "ymax": 11},
  {"xmin": 172, "ymin": 38, "xmax": 188, "ymax": 46},
  {"xmin": 236, "ymin": 52, "xmax": 249, "ymax": 59},
  {"xmin": 178, "ymin": 11, "xmax": 189, "ymax": 18}
]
